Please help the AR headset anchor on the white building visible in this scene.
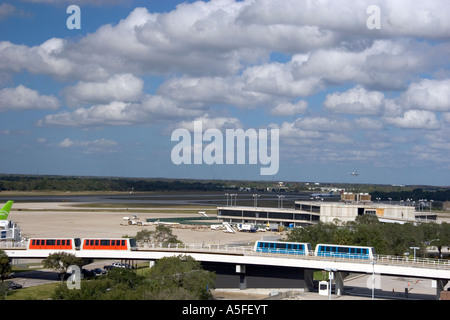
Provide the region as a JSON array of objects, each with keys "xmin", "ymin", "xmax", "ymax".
[{"xmin": 218, "ymin": 193, "xmax": 423, "ymax": 228}]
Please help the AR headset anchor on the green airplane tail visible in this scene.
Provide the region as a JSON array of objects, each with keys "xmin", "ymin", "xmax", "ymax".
[{"xmin": 0, "ymin": 200, "xmax": 13, "ymax": 220}]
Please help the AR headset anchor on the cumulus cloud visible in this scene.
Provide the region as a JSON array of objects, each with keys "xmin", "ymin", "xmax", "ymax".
[
  {"xmin": 354, "ymin": 117, "xmax": 383, "ymax": 130},
  {"xmin": 0, "ymin": 85, "xmax": 59, "ymax": 112},
  {"xmin": 174, "ymin": 114, "xmax": 243, "ymax": 132},
  {"xmin": 323, "ymin": 86, "xmax": 385, "ymax": 115},
  {"xmin": 271, "ymin": 100, "xmax": 308, "ymax": 116},
  {"xmin": 37, "ymin": 95, "xmax": 205, "ymax": 127},
  {"xmin": 384, "ymin": 110, "xmax": 441, "ymax": 130},
  {"xmin": 64, "ymin": 74, "xmax": 144, "ymax": 107},
  {"xmin": 158, "ymin": 75, "xmax": 278, "ymax": 109},
  {"xmin": 2, "ymin": 0, "xmax": 450, "ymax": 179},
  {"xmin": 57, "ymin": 138, "xmax": 118, "ymax": 154},
  {"xmin": 401, "ymin": 79, "xmax": 450, "ymax": 112}
]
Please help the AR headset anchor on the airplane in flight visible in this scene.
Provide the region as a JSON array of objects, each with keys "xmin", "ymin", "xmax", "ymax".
[
  {"xmin": 0, "ymin": 200, "xmax": 13, "ymax": 228},
  {"xmin": 350, "ymin": 171, "xmax": 359, "ymax": 176}
]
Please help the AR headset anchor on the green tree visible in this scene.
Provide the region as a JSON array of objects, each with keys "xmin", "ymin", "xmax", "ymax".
[
  {"xmin": 419, "ymin": 222, "xmax": 450, "ymax": 258},
  {"xmin": 43, "ymin": 252, "xmax": 82, "ymax": 284},
  {"xmin": 0, "ymin": 250, "xmax": 12, "ymax": 283},
  {"xmin": 53, "ymin": 255, "xmax": 215, "ymax": 300},
  {"xmin": 136, "ymin": 224, "xmax": 182, "ymax": 246},
  {"xmin": 286, "ymin": 221, "xmax": 338, "ymax": 246},
  {"xmin": 147, "ymin": 255, "xmax": 215, "ymax": 300}
]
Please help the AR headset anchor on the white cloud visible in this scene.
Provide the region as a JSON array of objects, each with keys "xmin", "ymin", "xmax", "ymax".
[
  {"xmin": 401, "ymin": 79, "xmax": 450, "ymax": 112},
  {"xmin": 64, "ymin": 74, "xmax": 144, "ymax": 107},
  {"xmin": 271, "ymin": 100, "xmax": 308, "ymax": 116},
  {"xmin": 57, "ymin": 137, "xmax": 118, "ymax": 154},
  {"xmin": 0, "ymin": 38, "xmax": 75, "ymax": 79},
  {"xmin": 158, "ymin": 75, "xmax": 278, "ymax": 109},
  {"xmin": 443, "ymin": 113, "xmax": 450, "ymax": 124},
  {"xmin": 354, "ymin": 117, "xmax": 383, "ymax": 130},
  {"xmin": 0, "ymin": 85, "xmax": 59, "ymax": 112},
  {"xmin": 384, "ymin": 110, "xmax": 441, "ymax": 130},
  {"xmin": 324, "ymin": 86, "xmax": 385, "ymax": 115},
  {"xmin": 37, "ymin": 95, "xmax": 205, "ymax": 127},
  {"xmin": 175, "ymin": 114, "xmax": 243, "ymax": 132}
]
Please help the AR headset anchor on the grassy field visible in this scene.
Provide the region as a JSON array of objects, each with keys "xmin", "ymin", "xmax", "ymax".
[{"xmin": 4, "ymin": 282, "xmax": 58, "ymax": 300}]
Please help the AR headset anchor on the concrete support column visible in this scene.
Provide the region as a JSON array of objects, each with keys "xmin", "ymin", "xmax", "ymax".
[
  {"xmin": 304, "ymin": 269, "xmax": 315, "ymax": 292},
  {"xmin": 334, "ymin": 272, "xmax": 345, "ymax": 296},
  {"xmin": 236, "ymin": 264, "xmax": 246, "ymax": 290},
  {"xmin": 435, "ymin": 279, "xmax": 448, "ymax": 300}
]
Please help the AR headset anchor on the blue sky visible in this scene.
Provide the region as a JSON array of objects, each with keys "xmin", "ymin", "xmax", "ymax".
[{"xmin": 0, "ymin": 0, "xmax": 449, "ymax": 186}]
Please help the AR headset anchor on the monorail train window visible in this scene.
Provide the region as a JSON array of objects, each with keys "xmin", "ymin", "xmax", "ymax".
[
  {"xmin": 32, "ymin": 240, "xmax": 36, "ymax": 245},
  {"xmin": 337, "ymin": 247, "xmax": 349, "ymax": 253},
  {"xmin": 121, "ymin": 240, "xmax": 125, "ymax": 246},
  {"xmin": 275, "ymin": 243, "xmax": 286, "ymax": 249},
  {"xmin": 47, "ymin": 240, "xmax": 55, "ymax": 246},
  {"xmin": 100, "ymin": 240, "xmax": 110, "ymax": 246}
]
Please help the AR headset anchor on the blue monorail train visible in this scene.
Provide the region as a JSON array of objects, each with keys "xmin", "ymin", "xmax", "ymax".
[
  {"xmin": 253, "ymin": 240, "xmax": 375, "ymax": 260},
  {"xmin": 254, "ymin": 241, "xmax": 312, "ymax": 255},
  {"xmin": 315, "ymin": 244, "xmax": 375, "ymax": 260}
]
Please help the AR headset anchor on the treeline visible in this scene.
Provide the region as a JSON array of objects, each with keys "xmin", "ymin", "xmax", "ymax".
[
  {"xmin": 371, "ymin": 188, "xmax": 450, "ymax": 202},
  {"xmin": 0, "ymin": 175, "xmax": 224, "ymax": 192},
  {"xmin": 286, "ymin": 215, "xmax": 450, "ymax": 258},
  {"xmin": 0, "ymin": 175, "xmax": 449, "ymax": 201}
]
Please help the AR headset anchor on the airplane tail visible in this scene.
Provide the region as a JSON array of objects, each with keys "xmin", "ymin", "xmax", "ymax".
[{"xmin": 0, "ymin": 200, "xmax": 13, "ymax": 220}]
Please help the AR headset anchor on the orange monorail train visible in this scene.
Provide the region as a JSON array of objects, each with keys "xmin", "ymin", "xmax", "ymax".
[{"xmin": 27, "ymin": 238, "xmax": 137, "ymax": 251}]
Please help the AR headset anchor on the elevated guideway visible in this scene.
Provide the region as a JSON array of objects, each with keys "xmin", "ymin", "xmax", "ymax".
[{"xmin": 5, "ymin": 244, "xmax": 450, "ymax": 280}]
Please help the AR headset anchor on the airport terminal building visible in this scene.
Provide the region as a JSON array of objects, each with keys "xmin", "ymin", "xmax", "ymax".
[{"xmin": 217, "ymin": 193, "xmax": 420, "ymax": 228}]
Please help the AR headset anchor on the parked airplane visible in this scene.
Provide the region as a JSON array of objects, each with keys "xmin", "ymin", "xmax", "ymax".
[
  {"xmin": 311, "ymin": 191, "xmax": 338, "ymax": 198},
  {"xmin": 0, "ymin": 200, "xmax": 13, "ymax": 228}
]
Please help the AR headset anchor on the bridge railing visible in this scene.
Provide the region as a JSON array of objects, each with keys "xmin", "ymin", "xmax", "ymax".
[
  {"xmin": 142, "ymin": 242, "xmax": 254, "ymax": 254},
  {"xmin": 0, "ymin": 241, "xmax": 26, "ymax": 249},
  {"xmin": 376, "ymin": 254, "xmax": 450, "ymax": 269},
  {"xmin": 139, "ymin": 243, "xmax": 450, "ymax": 270}
]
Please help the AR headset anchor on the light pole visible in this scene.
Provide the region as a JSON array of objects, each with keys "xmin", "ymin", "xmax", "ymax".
[
  {"xmin": 324, "ymin": 268, "xmax": 337, "ymax": 300},
  {"xmin": 225, "ymin": 193, "xmax": 229, "ymax": 206},
  {"xmin": 410, "ymin": 246, "xmax": 420, "ymax": 261},
  {"xmin": 371, "ymin": 261, "xmax": 376, "ymax": 300},
  {"xmin": 230, "ymin": 194, "xmax": 237, "ymax": 206},
  {"xmin": 253, "ymin": 194, "xmax": 260, "ymax": 208},
  {"xmin": 277, "ymin": 195, "xmax": 285, "ymax": 208}
]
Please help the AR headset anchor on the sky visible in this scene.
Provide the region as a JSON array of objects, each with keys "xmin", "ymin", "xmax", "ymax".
[{"xmin": 0, "ymin": 0, "xmax": 449, "ymax": 186}]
